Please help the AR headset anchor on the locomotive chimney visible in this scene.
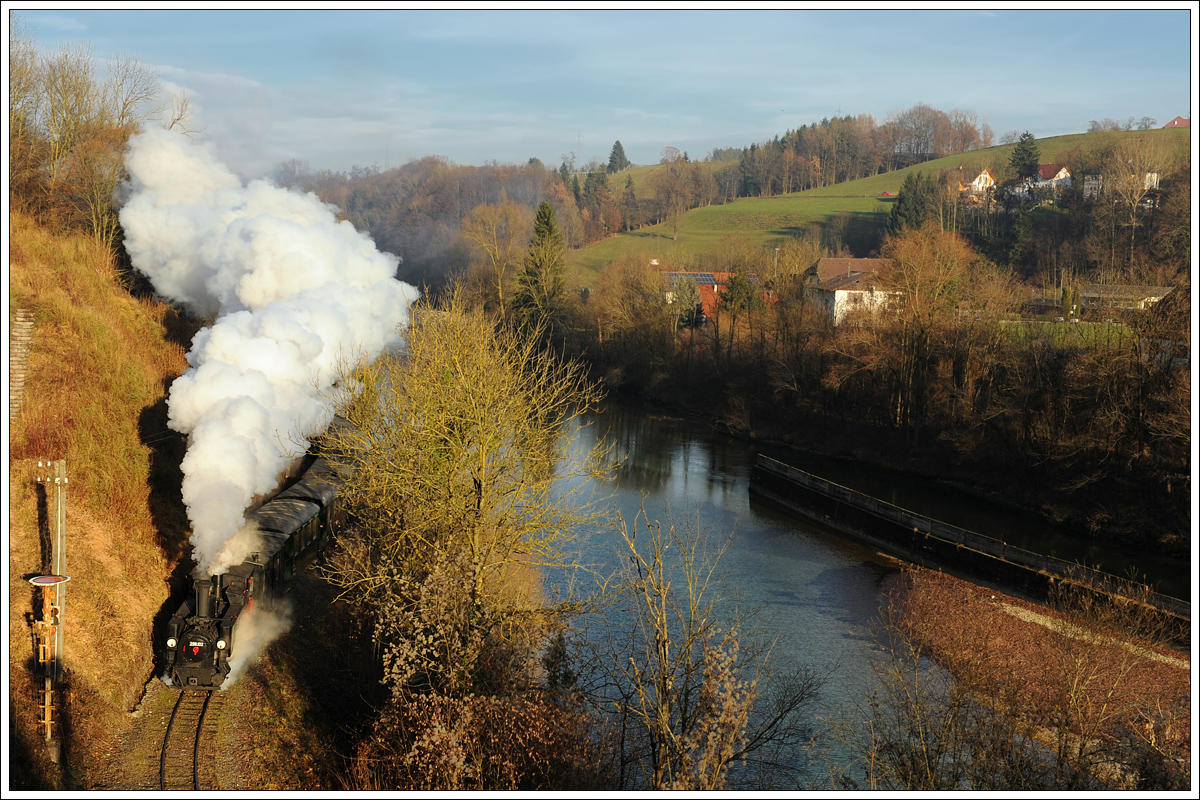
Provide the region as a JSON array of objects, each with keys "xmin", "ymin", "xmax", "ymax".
[{"xmin": 196, "ymin": 574, "xmax": 212, "ymax": 618}]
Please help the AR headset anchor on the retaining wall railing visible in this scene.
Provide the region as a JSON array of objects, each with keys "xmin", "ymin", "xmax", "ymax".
[{"xmin": 755, "ymin": 455, "xmax": 1189, "ymax": 620}]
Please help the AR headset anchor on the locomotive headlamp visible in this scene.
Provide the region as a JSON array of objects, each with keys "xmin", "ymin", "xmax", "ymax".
[
  {"xmin": 166, "ymin": 637, "xmax": 178, "ymax": 648},
  {"xmin": 216, "ymin": 639, "xmax": 227, "ymax": 650}
]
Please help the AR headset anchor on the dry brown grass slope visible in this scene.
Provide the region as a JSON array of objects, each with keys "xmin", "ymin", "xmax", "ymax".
[{"xmin": 8, "ymin": 210, "xmax": 194, "ymax": 788}]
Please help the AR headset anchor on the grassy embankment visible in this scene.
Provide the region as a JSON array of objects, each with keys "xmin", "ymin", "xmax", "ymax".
[
  {"xmin": 8, "ymin": 211, "xmax": 383, "ymax": 790},
  {"xmin": 567, "ymin": 128, "xmax": 1189, "ymax": 287},
  {"xmin": 8, "ymin": 210, "xmax": 194, "ymax": 787}
]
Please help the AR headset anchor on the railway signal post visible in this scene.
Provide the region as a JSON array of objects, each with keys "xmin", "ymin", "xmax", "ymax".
[
  {"xmin": 28, "ymin": 575, "xmax": 70, "ymax": 760},
  {"xmin": 34, "ymin": 458, "xmax": 68, "ymax": 763}
]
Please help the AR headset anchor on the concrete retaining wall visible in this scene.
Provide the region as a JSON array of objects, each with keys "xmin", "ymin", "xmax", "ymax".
[{"xmin": 750, "ymin": 455, "xmax": 1189, "ymax": 622}]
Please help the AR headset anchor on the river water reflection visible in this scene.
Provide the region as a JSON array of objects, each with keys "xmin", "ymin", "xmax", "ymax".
[
  {"xmin": 557, "ymin": 397, "xmax": 904, "ymax": 778},
  {"xmin": 552, "ymin": 394, "xmax": 1188, "ymax": 782}
]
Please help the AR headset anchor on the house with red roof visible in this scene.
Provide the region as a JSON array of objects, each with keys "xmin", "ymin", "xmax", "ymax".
[
  {"xmin": 998, "ymin": 164, "xmax": 1072, "ymax": 204},
  {"xmin": 1163, "ymin": 116, "xmax": 1189, "ymax": 128},
  {"xmin": 660, "ymin": 269, "xmax": 774, "ymax": 319},
  {"xmin": 1032, "ymin": 164, "xmax": 1072, "ymax": 193}
]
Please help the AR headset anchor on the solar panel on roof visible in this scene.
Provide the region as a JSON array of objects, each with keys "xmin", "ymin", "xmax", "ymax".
[{"xmin": 665, "ymin": 272, "xmax": 718, "ymax": 286}]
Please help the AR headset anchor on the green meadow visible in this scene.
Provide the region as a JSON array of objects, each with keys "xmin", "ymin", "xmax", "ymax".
[
  {"xmin": 568, "ymin": 128, "xmax": 1188, "ymax": 287},
  {"xmin": 568, "ymin": 195, "xmax": 892, "ymax": 284}
]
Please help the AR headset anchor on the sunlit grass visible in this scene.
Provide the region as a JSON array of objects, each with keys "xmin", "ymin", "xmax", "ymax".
[{"xmin": 567, "ymin": 128, "xmax": 1189, "ymax": 286}]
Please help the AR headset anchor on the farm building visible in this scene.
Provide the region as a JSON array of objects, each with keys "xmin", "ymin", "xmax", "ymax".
[{"xmin": 1033, "ymin": 164, "xmax": 1072, "ymax": 193}]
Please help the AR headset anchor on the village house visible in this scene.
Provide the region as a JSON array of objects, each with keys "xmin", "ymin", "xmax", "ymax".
[
  {"xmin": 1082, "ymin": 172, "xmax": 1160, "ymax": 201},
  {"xmin": 1163, "ymin": 115, "xmax": 1190, "ymax": 128},
  {"xmin": 659, "ymin": 269, "xmax": 771, "ymax": 318},
  {"xmin": 1033, "ymin": 163, "xmax": 1072, "ymax": 193},
  {"xmin": 805, "ymin": 258, "xmax": 894, "ymax": 325},
  {"xmin": 956, "ymin": 168, "xmax": 996, "ymax": 202},
  {"xmin": 999, "ymin": 164, "xmax": 1072, "ymax": 204}
]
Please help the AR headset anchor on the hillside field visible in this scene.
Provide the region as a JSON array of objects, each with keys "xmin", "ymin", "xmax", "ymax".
[{"xmin": 567, "ymin": 127, "xmax": 1189, "ymax": 286}]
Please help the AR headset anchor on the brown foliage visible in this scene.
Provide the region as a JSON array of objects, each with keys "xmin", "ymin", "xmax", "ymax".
[
  {"xmin": 853, "ymin": 568, "xmax": 1192, "ymax": 788},
  {"xmin": 350, "ymin": 691, "xmax": 604, "ymax": 790}
]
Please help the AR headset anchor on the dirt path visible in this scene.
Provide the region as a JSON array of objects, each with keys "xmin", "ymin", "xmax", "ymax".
[{"xmin": 997, "ymin": 601, "xmax": 1189, "ymax": 670}]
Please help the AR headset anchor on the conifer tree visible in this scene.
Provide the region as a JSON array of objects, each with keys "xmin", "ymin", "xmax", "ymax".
[
  {"xmin": 607, "ymin": 140, "xmax": 631, "ymax": 173},
  {"xmin": 1010, "ymin": 131, "xmax": 1040, "ymax": 180},
  {"xmin": 513, "ymin": 201, "xmax": 566, "ymax": 333},
  {"xmin": 886, "ymin": 172, "xmax": 940, "ymax": 236}
]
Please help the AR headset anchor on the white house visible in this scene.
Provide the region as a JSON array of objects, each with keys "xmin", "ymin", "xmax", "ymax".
[
  {"xmin": 807, "ymin": 258, "xmax": 894, "ymax": 325},
  {"xmin": 1032, "ymin": 163, "xmax": 1072, "ymax": 193},
  {"xmin": 954, "ymin": 168, "xmax": 996, "ymax": 203},
  {"xmin": 964, "ymin": 168, "xmax": 996, "ymax": 195},
  {"xmin": 1082, "ymin": 172, "xmax": 1159, "ymax": 200}
]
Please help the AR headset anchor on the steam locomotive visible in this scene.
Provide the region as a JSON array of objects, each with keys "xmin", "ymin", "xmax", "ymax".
[{"xmin": 163, "ymin": 420, "xmax": 352, "ymax": 689}]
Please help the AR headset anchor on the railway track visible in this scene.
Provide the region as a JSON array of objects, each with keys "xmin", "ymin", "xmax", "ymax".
[{"xmin": 159, "ymin": 689, "xmax": 222, "ymax": 790}]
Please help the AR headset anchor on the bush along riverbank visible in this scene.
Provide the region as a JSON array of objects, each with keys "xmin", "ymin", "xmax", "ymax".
[{"xmin": 825, "ymin": 567, "xmax": 1191, "ymax": 790}]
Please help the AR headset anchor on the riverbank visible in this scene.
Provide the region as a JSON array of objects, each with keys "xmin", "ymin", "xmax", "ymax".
[{"xmin": 883, "ymin": 567, "xmax": 1190, "ymax": 789}]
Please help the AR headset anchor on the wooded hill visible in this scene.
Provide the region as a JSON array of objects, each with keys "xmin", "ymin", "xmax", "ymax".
[{"xmin": 566, "ymin": 127, "xmax": 1190, "ymax": 284}]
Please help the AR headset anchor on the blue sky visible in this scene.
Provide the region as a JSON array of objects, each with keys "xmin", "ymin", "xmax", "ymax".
[{"xmin": 10, "ymin": 7, "xmax": 1196, "ymax": 178}]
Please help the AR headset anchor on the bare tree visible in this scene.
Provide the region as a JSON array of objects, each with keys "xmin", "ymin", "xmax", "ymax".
[
  {"xmin": 650, "ymin": 158, "xmax": 692, "ymax": 241},
  {"xmin": 17, "ymin": 32, "xmax": 166, "ymax": 243},
  {"xmin": 40, "ymin": 43, "xmax": 104, "ymax": 187},
  {"xmin": 274, "ymin": 157, "xmax": 310, "ymax": 189},
  {"xmin": 161, "ymin": 92, "xmax": 201, "ymax": 137},
  {"xmin": 460, "ymin": 201, "xmax": 535, "ymax": 319},
  {"xmin": 8, "ymin": 15, "xmax": 42, "ymax": 153},
  {"xmin": 589, "ymin": 508, "xmax": 822, "ymax": 790},
  {"xmin": 880, "ymin": 222, "xmax": 975, "ymax": 444},
  {"xmin": 1103, "ymin": 134, "xmax": 1176, "ymax": 266},
  {"xmin": 8, "ymin": 14, "xmax": 45, "ymax": 206}
]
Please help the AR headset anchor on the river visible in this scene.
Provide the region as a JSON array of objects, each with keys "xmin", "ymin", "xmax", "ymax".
[
  {"xmin": 556, "ymin": 397, "xmax": 903, "ymax": 783},
  {"xmin": 551, "ymin": 393, "xmax": 1189, "ymax": 784}
]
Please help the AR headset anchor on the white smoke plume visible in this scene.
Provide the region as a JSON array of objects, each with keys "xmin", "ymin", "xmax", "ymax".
[
  {"xmin": 120, "ymin": 126, "xmax": 418, "ymax": 574},
  {"xmin": 224, "ymin": 599, "xmax": 293, "ymax": 687}
]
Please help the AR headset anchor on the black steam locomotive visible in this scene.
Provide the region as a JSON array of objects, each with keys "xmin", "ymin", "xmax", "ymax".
[{"xmin": 164, "ymin": 421, "xmax": 352, "ymax": 689}]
